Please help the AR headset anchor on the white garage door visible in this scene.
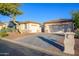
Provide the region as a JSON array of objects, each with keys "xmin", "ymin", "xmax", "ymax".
[{"xmin": 31, "ymin": 26, "xmax": 37, "ymax": 33}]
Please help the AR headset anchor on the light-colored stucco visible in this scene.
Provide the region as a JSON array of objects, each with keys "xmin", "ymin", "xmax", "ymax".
[
  {"xmin": 26, "ymin": 23, "xmax": 41, "ymax": 33},
  {"xmin": 0, "ymin": 24, "xmax": 7, "ymax": 30},
  {"xmin": 19, "ymin": 24, "xmax": 26, "ymax": 31},
  {"xmin": 44, "ymin": 22, "xmax": 74, "ymax": 33},
  {"xmin": 19, "ymin": 23, "xmax": 41, "ymax": 33}
]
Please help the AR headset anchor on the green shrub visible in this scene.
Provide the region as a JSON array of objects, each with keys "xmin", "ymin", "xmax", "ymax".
[
  {"xmin": 1, "ymin": 27, "xmax": 16, "ymax": 32},
  {"xmin": 75, "ymin": 31, "xmax": 79, "ymax": 39},
  {"xmin": 0, "ymin": 29, "xmax": 8, "ymax": 37},
  {"xmin": 0, "ymin": 28, "xmax": 8, "ymax": 37},
  {"xmin": 0, "ymin": 32, "xmax": 8, "ymax": 37},
  {"xmin": 0, "ymin": 27, "xmax": 16, "ymax": 37}
]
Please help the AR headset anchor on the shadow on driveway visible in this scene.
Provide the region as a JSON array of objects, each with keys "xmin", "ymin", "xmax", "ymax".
[{"xmin": 38, "ymin": 36, "xmax": 64, "ymax": 51}]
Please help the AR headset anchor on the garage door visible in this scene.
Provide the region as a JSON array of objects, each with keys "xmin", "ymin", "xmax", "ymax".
[
  {"xmin": 31, "ymin": 26, "xmax": 37, "ymax": 33},
  {"xmin": 49, "ymin": 25, "xmax": 63, "ymax": 32}
]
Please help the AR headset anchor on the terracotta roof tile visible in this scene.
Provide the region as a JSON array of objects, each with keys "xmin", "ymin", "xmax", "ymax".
[
  {"xmin": 19, "ymin": 21, "xmax": 41, "ymax": 25},
  {"xmin": 44, "ymin": 19, "xmax": 73, "ymax": 24}
]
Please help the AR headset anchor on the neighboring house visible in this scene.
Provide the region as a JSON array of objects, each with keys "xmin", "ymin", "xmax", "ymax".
[
  {"xmin": 44, "ymin": 19, "xmax": 74, "ymax": 33},
  {"xmin": 0, "ymin": 23, "xmax": 7, "ymax": 30},
  {"xmin": 18, "ymin": 21, "xmax": 41, "ymax": 33}
]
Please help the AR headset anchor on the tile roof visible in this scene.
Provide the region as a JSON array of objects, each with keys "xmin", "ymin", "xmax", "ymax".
[
  {"xmin": 19, "ymin": 21, "xmax": 41, "ymax": 25},
  {"xmin": 44, "ymin": 19, "xmax": 73, "ymax": 24}
]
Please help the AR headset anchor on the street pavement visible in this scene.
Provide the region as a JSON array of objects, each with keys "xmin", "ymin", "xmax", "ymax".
[{"xmin": 0, "ymin": 39, "xmax": 51, "ymax": 56}]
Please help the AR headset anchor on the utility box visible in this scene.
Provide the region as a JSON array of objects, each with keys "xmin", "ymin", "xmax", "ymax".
[{"xmin": 64, "ymin": 32, "xmax": 75, "ymax": 55}]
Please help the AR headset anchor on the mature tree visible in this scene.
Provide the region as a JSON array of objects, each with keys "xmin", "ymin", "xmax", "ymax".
[
  {"xmin": 0, "ymin": 3, "xmax": 23, "ymax": 33},
  {"xmin": 0, "ymin": 3, "xmax": 22, "ymax": 21},
  {"xmin": 72, "ymin": 11, "xmax": 79, "ymax": 31}
]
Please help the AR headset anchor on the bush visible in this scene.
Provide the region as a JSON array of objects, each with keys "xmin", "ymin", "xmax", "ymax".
[
  {"xmin": 0, "ymin": 32, "xmax": 8, "ymax": 37},
  {"xmin": 0, "ymin": 28, "xmax": 8, "ymax": 37},
  {"xmin": 75, "ymin": 31, "xmax": 79, "ymax": 39},
  {"xmin": 0, "ymin": 27, "xmax": 16, "ymax": 37},
  {"xmin": 1, "ymin": 27, "xmax": 16, "ymax": 32}
]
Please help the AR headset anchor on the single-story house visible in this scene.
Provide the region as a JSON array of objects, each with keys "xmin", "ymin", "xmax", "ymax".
[
  {"xmin": 18, "ymin": 21, "xmax": 41, "ymax": 33},
  {"xmin": 44, "ymin": 19, "xmax": 74, "ymax": 33}
]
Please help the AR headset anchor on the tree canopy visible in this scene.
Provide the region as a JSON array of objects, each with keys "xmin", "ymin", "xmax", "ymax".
[
  {"xmin": 0, "ymin": 3, "xmax": 22, "ymax": 18},
  {"xmin": 0, "ymin": 3, "xmax": 23, "ymax": 33},
  {"xmin": 72, "ymin": 11, "xmax": 79, "ymax": 29}
]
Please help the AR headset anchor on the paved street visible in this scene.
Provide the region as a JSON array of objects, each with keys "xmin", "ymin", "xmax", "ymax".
[{"xmin": 0, "ymin": 39, "xmax": 51, "ymax": 56}]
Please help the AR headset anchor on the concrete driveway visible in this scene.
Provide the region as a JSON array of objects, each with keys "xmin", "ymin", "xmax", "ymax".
[{"xmin": 15, "ymin": 33, "xmax": 65, "ymax": 55}]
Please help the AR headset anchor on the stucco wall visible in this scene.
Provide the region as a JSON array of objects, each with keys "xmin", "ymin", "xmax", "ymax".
[
  {"xmin": 19, "ymin": 24, "xmax": 26, "ymax": 31},
  {"xmin": 44, "ymin": 22, "xmax": 74, "ymax": 33},
  {"xmin": 26, "ymin": 23, "xmax": 41, "ymax": 33},
  {"xmin": 20, "ymin": 23, "xmax": 41, "ymax": 33},
  {"xmin": 0, "ymin": 25, "xmax": 7, "ymax": 30}
]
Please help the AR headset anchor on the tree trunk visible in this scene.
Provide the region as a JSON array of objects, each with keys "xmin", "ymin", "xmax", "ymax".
[
  {"xmin": 12, "ymin": 16, "xmax": 22, "ymax": 34},
  {"xmin": 11, "ymin": 15, "xmax": 15, "ymax": 22}
]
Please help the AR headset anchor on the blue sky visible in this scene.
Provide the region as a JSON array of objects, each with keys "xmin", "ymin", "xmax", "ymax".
[{"xmin": 1, "ymin": 3, "xmax": 79, "ymax": 23}]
